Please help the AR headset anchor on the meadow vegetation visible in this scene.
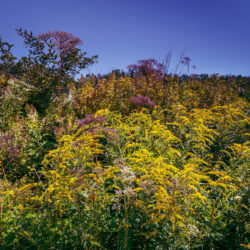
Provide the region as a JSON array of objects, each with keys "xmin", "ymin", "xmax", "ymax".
[{"xmin": 0, "ymin": 30, "xmax": 249, "ymax": 249}]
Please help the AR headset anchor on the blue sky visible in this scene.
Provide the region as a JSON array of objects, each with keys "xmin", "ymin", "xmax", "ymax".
[{"xmin": 1, "ymin": 0, "xmax": 249, "ymax": 76}]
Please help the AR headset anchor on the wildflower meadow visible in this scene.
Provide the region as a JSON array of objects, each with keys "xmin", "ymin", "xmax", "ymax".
[{"xmin": 0, "ymin": 29, "xmax": 249, "ymax": 249}]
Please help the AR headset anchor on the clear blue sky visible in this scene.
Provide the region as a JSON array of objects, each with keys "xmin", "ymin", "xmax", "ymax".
[{"xmin": 1, "ymin": 0, "xmax": 249, "ymax": 76}]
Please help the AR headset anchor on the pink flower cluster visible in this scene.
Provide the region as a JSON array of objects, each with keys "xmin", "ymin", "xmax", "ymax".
[
  {"xmin": 0, "ymin": 133, "xmax": 20, "ymax": 160},
  {"xmin": 130, "ymin": 95, "xmax": 156, "ymax": 109},
  {"xmin": 78, "ymin": 114, "xmax": 107, "ymax": 126},
  {"xmin": 127, "ymin": 58, "xmax": 163, "ymax": 76},
  {"xmin": 37, "ymin": 30, "xmax": 83, "ymax": 55}
]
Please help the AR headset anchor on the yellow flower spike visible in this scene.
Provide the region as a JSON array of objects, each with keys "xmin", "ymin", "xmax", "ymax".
[
  {"xmin": 94, "ymin": 108, "xmax": 110, "ymax": 118},
  {"xmin": 5, "ymin": 190, "xmax": 15, "ymax": 196},
  {"xmin": 18, "ymin": 204, "xmax": 24, "ymax": 212}
]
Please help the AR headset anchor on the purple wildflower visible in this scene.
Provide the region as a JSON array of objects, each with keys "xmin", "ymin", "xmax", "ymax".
[
  {"xmin": 130, "ymin": 95, "xmax": 156, "ymax": 109},
  {"xmin": 78, "ymin": 114, "xmax": 107, "ymax": 127},
  {"xmin": 37, "ymin": 30, "xmax": 83, "ymax": 56},
  {"xmin": 181, "ymin": 56, "xmax": 191, "ymax": 66},
  {"xmin": 0, "ymin": 133, "xmax": 20, "ymax": 161},
  {"xmin": 127, "ymin": 58, "xmax": 163, "ymax": 77}
]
